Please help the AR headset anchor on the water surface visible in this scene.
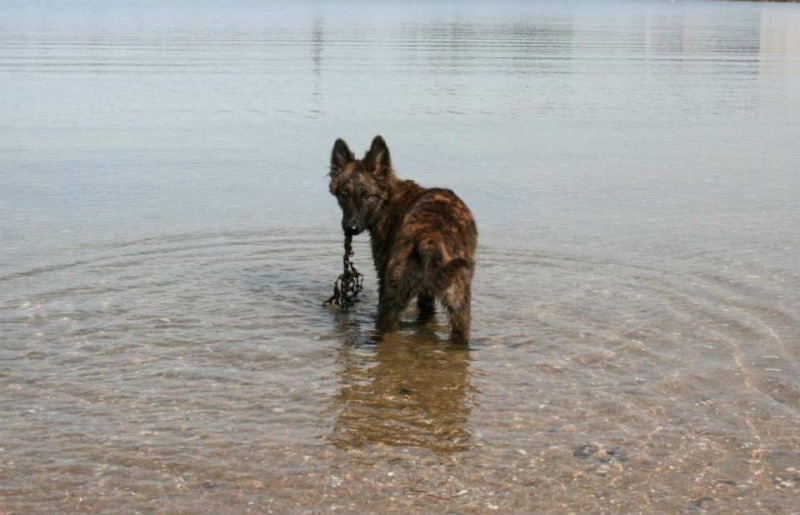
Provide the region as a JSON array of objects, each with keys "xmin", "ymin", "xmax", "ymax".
[{"xmin": 2, "ymin": 1, "xmax": 800, "ymax": 512}]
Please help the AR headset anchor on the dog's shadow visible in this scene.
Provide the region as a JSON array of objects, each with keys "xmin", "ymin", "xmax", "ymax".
[{"xmin": 325, "ymin": 311, "xmax": 477, "ymax": 454}]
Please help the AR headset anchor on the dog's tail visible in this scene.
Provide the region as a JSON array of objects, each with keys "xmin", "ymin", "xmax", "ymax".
[{"xmin": 434, "ymin": 257, "xmax": 472, "ymax": 292}]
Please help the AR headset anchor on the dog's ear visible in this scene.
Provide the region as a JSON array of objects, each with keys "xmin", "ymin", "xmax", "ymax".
[
  {"xmin": 364, "ymin": 135, "xmax": 391, "ymax": 177},
  {"xmin": 330, "ymin": 138, "xmax": 354, "ymax": 177}
]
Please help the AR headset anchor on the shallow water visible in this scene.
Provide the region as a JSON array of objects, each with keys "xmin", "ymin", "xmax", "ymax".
[{"xmin": 2, "ymin": 1, "xmax": 800, "ymax": 512}]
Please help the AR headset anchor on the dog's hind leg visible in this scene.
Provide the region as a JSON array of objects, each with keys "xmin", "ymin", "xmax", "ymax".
[
  {"xmin": 445, "ymin": 287, "xmax": 471, "ymax": 344},
  {"xmin": 437, "ymin": 259, "xmax": 473, "ymax": 344}
]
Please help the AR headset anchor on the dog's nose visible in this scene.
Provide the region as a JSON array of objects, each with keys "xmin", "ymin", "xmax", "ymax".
[{"xmin": 343, "ymin": 221, "xmax": 361, "ymax": 235}]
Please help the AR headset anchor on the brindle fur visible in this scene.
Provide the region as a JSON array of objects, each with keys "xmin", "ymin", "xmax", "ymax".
[{"xmin": 329, "ymin": 135, "xmax": 477, "ymax": 343}]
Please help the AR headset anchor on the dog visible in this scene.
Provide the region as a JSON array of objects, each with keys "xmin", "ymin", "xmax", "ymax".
[{"xmin": 329, "ymin": 135, "xmax": 477, "ymax": 343}]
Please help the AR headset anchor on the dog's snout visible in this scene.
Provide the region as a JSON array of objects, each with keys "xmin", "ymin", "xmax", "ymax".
[{"xmin": 342, "ymin": 218, "xmax": 359, "ymax": 234}]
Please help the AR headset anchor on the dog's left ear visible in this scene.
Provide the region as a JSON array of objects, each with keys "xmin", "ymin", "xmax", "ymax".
[{"xmin": 364, "ymin": 135, "xmax": 391, "ymax": 177}]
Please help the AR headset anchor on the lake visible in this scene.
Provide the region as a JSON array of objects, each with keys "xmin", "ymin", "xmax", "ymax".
[{"xmin": 1, "ymin": 0, "xmax": 799, "ymax": 512}]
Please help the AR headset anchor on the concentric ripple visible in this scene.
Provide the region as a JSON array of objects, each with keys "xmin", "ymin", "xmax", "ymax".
[{"xmin": 2, "ymin": 231, "xmax": 799, "ymax": 512}]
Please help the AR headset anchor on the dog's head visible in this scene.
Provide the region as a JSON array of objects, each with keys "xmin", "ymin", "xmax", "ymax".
[{"xmin": 329, "ymin": 135, "xmax": 393, "ymax": 236}]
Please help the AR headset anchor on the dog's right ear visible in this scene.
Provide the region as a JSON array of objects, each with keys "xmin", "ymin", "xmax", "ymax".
[{"xmin": 330, "ymin": 138, "xmax": 354, "ymax": 177}]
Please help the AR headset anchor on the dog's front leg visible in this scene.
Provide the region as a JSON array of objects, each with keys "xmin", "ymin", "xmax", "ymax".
[
  {"xmin": 376, "ymin": 303, "xmax": 400, "ymax": 334},
  {"xmin": 376, "ymin": 285, "xmax": 404, "ymax": 334},
  {"xmin": 376, "ymin": 271, "xmax": 414, "ymax": 335}
]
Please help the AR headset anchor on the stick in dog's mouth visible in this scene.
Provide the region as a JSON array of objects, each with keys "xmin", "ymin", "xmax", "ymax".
[{"xmin": 323, "ymin": 232, "xmax": 364, "ymax": 310}]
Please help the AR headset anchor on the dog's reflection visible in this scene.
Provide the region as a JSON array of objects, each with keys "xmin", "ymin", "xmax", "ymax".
[{"xmin": 327, "ymin": 326, "xmax": 476, "ymax": 454}]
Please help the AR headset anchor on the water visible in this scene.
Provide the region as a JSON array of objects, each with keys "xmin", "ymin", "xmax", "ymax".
[{"xmin": 2, "ymin": 0, "xmax": 800, "ymax": 512}]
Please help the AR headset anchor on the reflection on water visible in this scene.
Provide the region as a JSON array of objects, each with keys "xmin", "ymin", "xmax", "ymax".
[{"xmin": 330, "ymin": 332, "xmax": 474, "ymax": 454}]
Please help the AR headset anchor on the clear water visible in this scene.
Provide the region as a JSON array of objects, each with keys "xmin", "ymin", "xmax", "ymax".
[{"xmin": 2, "ymin": 0, "xmax": 800, "ymax": 512}]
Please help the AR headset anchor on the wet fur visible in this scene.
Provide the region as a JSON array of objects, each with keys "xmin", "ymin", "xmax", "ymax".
[{"xmin": 329, "ymin": 136, "xmax": 477, "ymax": 343}]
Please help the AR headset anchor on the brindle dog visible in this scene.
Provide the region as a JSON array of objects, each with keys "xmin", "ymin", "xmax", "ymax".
[{"xmin": 329, "ymin": 135, "xmax": 477, "ymax": 343}]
